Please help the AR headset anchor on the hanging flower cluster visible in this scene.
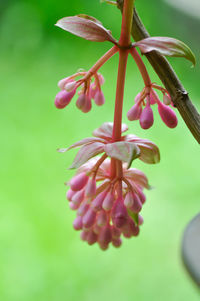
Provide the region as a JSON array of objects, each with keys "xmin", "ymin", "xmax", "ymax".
[
  {"xmin": 67, "ymin": 158, "xmax": 146, "ymax": 250},
  {"xmin": 59, "ymin": 122, "xmax": 160, "ymax": 249},
  {"xmin": 127, "ymin": 84, "xmax": 178, "ymax": 129},
  {"xmin": 54, "ymin": 6, "xmax": 195, "ymax": 250},
  {"xmin": 55, "ymin": 71, "xmax": 105, "ymax": 112}
]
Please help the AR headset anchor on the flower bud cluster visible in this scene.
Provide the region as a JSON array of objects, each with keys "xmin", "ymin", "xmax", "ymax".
[
  {"xmin": 55, "ymin": 71, "xmax": 105, "ymax": 113},
  {"xmin": 66, "ymin": 158, "xmax": 148, "ymax": 250},
  {"xmin": 127, "ymin": 85, "xmax": 178, "ymax": 129}
]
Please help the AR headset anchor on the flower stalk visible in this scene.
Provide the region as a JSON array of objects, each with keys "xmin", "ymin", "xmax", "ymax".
[{"xmin": 112, "ymin": 0, "xmax": 134, "ymax": 182}]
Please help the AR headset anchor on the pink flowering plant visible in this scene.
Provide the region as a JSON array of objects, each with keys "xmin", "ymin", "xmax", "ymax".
[{"xmin": 54, "ymin": 0, "xmax": 195, "ymax": 250}]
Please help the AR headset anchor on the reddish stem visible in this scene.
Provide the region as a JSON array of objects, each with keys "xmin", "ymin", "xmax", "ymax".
[
  {"xmin": 84, "ymin": 46, "xmax": 118, "ymax": 81},
  {"xmin": 119, "ymin": 0, "xmax": 134, "ymax": 46},
  {"xmin": 111, "ymin": 0, "xmax": 134, "ymax": 181},
  {"xmin": 130, "ymin": 47, "xmax": 151, "ymax": 87},
  {"xmin": 112, "ymin": 50, "xmax": 128, "ymax": 142}
]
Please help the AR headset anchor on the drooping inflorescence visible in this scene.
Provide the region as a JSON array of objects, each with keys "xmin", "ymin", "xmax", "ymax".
[
  {"xmin": 67, "ymin": 158, "xmax": 146, "ymax": 250},
  {"xmin": 58, "ymin": 122, "xmax": 160, "ymax": 249},
  {"xmin": 54, "ymin": 3, "xmax": 195, "ymax": 250}
]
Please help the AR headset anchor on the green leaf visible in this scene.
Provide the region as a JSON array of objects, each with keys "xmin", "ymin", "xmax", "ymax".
[
  {"xmin": 128, "ymin": 210, "xmax": 139, "ymax": 226},
  {"xmin": 135, "ymin": 37, "xmax": 196, "ymax": 66}
]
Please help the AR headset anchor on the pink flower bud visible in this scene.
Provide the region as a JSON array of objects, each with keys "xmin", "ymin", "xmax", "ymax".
[
  {"xmin": 64, "ymin": 81, "xmax": 77, "ymax": 92},
  {"xmin": 122, "ymin": 218, "xmax": 139, "ymax": 238},
  {"xmin": 163, "ymin": 94, "xmax": 171, "ymax": 105},
  {"xmin": 81, "ymin": 96, "xmax": 92, "ymax": 113},
  {"xmin": 134, "ymin": 92, "xmax": 142, "ymax": 103},
  {"xmin": 139, "ymin": 103, "xmax": 154, "ymax": 129},
  {"xmin": 58, "ymin": 77, "xmax": 71, "ymax": 90},
  {"xmin": 91, "ymin": 190, "xmax": 107, "ymax": 211},
  {"xmin": 102, "ymin": 191, "xmax": 115, "ymax": 211},
  {"xmin": 66, "ymin": 189, "xmax": 76, "ymax": 201},
  {"xmin": 124, "ymin": 192, "xmax": 134, "ymax": 208},
  {"xmin": 111, "ymin": 226, "xmax": 121, "ymax": 238},
  {"xmin": 130, "ymin": 193, "xmax": 142, "ymax": 213},
  {"xmin": 129, "ymin": 218, "xmax": 139, "ymax": 236},
  {"xmin": 98, "ymin": 226, "xmax": 112, "ymax": 245},
  {"xmin": 94, "ymin": 90, "xmax": 105, "ymax": 106},
  {"xmin": 71, "ymin": 189, "xmax": 85, "ymax": 206},
  {"xmin": 85, "ymin": 178, "xmax": 96, "ymax": 197},
  {"xmin": 112, "ymin": 238, "xmax": 122, "ymax": 248},
  {"xmin": 73, "ymin": 216, "xmax": 83, "ymax": 230},
  {"xmin": 89, "ymin": 83, "xmax": 98, "ymax": 99},
  {"xmin": 82, "ymin": 208, "xmax": 96, "ymax": 228},
  {"xmin": 77, "ymin": 202, "xmax": 89, "ymax": 216},
  {"xmin": 99, "ymin": 243, "xmax": 109, "ymax": 251},
  {"xmin": 96, "ymin": 211, "xmax": 107, "ymax": 227},
  {"xmin": 80, "ymin": 231, "xmax": 89, "ymax": 241},
  {"xmin": 87, "ymin": 231, "xmax": 98, "ymax": 245},
  {"xmin": 93, "ymin": 224, "xmax": 101, "ymax": 234},
  {"xmin": 127, "ymin": 103, "xmax": 142, "ymax": 121},
  {"xmin": 69, "ymin": 201, "xmax": 80, "ymax": 210},
  {"xmin": 70, "ymin": 172, "xmax": 89, "ymax": 191},
  {"xmin": 55, "ymin": 90, "xmax": 75, "ymax": 109},
  {"xmin": 136, "ymin": 188, "xmax": 146, "ymax": 204},
  {"xmin": 111, "ymin": 199, "xmax": 128, "ymax": 228},
  {"xmin": 76, "ymin": 94, "xmax": 87, "ymax": 110},
  {"xmin": 123, "ymin": 225, "xmax": 133, "ymax": 237},
  {"xmin": 157, "ymin": 101, "xmax": 178, "ymax": 128}
]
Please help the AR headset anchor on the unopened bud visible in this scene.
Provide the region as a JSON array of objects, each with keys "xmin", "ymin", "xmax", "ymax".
[
  {"xmin": 55, "ymin": 90, "xmax": 75, "ymax": 109},
  {"xmin": 163, "ymin": 94, "xmax": 171, "ymax": 106},
  {"xmin": 96, "ymin": 211, "xmax": 107, "ymax": 227},
  {"xmin": 102, "ymin": 191, "xmax": 114, "ymax": 211},
  {"xmin": 127, "ymin": 103, "xmax": 142, "ymax": 121},
  {"xmin": 73, "ymin": 216, "xmax": 83, "ymax": 230},
  {"xmin": 124, "ymin": 192, "xmax": 134, "ymax": 208},
  {"xmin": 82, "ymin": 208, "xmax": 96, "ymax": 228},
  {"xmin": 111, "ymin": 199, "xmax": 128, "ymax": 228},
  {"xmin": 94, "ymin": 90, "xmax": 105, "ymax": 106},
  {"xmin": 91, "ymin": 190, "xmax": 107, "ymax": 211},
  {"xmin": 70, "ymin": 172, "xmax": 89, "ymax": 191},
  {"xmin": 64, "ymin": 81, "xmax": 77, "ymax": 92},
  {"xmin": 139, "ymin": 102, "xmax": 154, "ymax": 129},
  {"xmin": 157, "ymin": 101, "xmax": 178, "ymax": 128},
  {"xmin": 85, "ymin": 178, "xmax": 96, "ymax": 197}
]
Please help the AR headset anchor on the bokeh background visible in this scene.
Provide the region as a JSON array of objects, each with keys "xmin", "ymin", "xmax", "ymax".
[{"xmin": 0, "ymin": 0, "xmax": 200, "ymax": 300}]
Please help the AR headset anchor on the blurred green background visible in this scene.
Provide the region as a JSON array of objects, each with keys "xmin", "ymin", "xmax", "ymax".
[{"xmin": 0, "ymin": 0, "xmax": 199, "ymax": 300}]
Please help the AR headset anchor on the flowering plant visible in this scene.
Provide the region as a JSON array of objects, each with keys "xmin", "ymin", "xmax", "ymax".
[{"xmin": 54, "ymin": 0, "xmax": 195, "ymax": 250}]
